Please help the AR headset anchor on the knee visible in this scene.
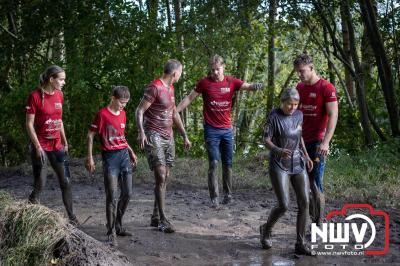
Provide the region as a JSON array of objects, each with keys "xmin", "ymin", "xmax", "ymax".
[
  {"xmin": 277, "ymin": 202, "xmax": 289, "ymax": 213},
  {"xmin": 208, "ymin": 160, "xmax": 218, "ymax": 172},
  {"xmin": 121, "ymin": 192, "xmax": 132, "ymax": 202},
  {"xmin": 59, "ymin": 178, "xmax": 71, "ymax": 190},
  {"xmin": 298, "ymin": 198, "xmax": 309, "ymax": 212},
  {"xmin": 156, "ymin": 171, "xmax": 167, "ymax": 186}
]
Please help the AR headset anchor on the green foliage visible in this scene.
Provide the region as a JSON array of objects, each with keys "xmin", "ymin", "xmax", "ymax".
[{"xmin": 0, "ymin": 0, "xmax": 399, "ymax": 165}]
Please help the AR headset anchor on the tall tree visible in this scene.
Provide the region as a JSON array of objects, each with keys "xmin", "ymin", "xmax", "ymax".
[
  {"xmin": 359, "ymin": 0, "xmax": 400, "ymax": 136},
  {"xmin": 266, "ymin": 0, "xmax": 277, "ymax": 112}
]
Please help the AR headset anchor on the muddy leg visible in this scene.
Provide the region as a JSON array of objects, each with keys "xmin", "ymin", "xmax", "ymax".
[
  {"xmin": 104, "ymin": 172, "xmax": 119, "ymax": 235},
  {"xmin": 115, "ymin": 168, "xmax": 133, "ymax": 233},
  {"xmin": 29, "ymin": 148, "xmax": 48, "ymax": 204},
  {"xmin": 222, "ymin": 165, "xmax": 232, "ymax": 204},
  {"xmin": 290, "ymin": 170, "xmax": 310, "ymax": 246},
  {"xmin": 48, "ymin": 151, "xmax": 76, "ymax": 221},
  {"xmin": 154, "ymin": 165, "xmax": 167, "ymax": 221},
  {"xmin": 208, "ymin": 160, "xmax": 219, "ymax": 202},
  {"xmin": 260, "ymin": 168, "xmax": 290, "ymax": 249}
]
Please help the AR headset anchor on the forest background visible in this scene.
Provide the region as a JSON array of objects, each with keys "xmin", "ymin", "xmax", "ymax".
[{"xmin": 1, "ymin": 0, "xmax": 399, "ymax": 203}]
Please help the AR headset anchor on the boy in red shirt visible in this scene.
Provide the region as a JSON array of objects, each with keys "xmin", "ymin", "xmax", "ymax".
[
  {"xmin": 294, "ymin": 54, "xmax": 339, "ymax": 225},
  {"xmin": 85, "ymin": 86, "xmax": 137, "ymax": 246},
  {"xmin": 26, "ymin": 65, "xmax": 78, "ymax": 225}
]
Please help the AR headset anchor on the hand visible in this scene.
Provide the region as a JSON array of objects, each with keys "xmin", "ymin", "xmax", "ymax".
[
  {"xmin": 306, "ymin": 157, "xmax": 314, "ymax": 172},
  {"xmin": 183, "ymin": 137, "xmax": 191, "ymax": 151},
  {"xmin": 64, "ymin": 144, "xmax": 69, "ymax": 155},
  {"xmin": 36, "ymin": 147, "xmax": 46, "ymax": 165},
  {"xmin": 317, "ymin": 141, "xmax": 329, "ymax": 157},
  {"xmin": 137, "ymin": 131, "xmax": 148, "ymax": 150},
  {"xmin": 129, "ymin": 149, "xmax": 138, "ymax": 167},
  {"xmin": 85, "ymin": 157, "xmax": 95, "ymax": 173},
  {"xmin": 253, "ymin": 83, "xmax": 264, "ymax": 90},
  {"xmin": 273, "ymin": 146, "xmax": 292, "ymax": 159}
]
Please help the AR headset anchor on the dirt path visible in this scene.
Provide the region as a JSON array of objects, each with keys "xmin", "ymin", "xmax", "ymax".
[{"xmin": 1, "ymin": 163, "xmax": 399, "ymax": 266}]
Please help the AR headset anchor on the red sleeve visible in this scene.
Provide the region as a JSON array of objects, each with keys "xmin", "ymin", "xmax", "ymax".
[
  {"xmin": 26, "ymin": 92, "xmax": 38, "ymax": 114},
  {"xmin": 323, "ymin": 82, "xmax": 337, "ymax": 103},
  {"xmin": 194, "ymin": 79, "xmax": 204, "ymax": 93},
  {"xmin": 232, "ymin": 77, "xmax": 244, "ymax": 91},
  {"xmin": 143, "ymin": 84, "xmax": 158, "ymax": 103},
  {"xmin": 89, "ymin": 110, "xmax": 102, "ymax": 132}
]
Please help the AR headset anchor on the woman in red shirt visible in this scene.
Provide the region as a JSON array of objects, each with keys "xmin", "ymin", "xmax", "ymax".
[{"xmin": 25, "ymin": 65, "xmax": 78, "ymax": 225}]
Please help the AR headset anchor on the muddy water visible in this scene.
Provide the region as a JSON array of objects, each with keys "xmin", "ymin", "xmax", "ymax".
[{"xmin": 1, "ymin": 168, "xmax": 399, "ymax": 266}]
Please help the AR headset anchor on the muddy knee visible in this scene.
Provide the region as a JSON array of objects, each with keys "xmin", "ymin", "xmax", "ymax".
[
  {"xmin": 276, "ymin": 202, "xmax": 289, "ymax": 214},
  {"xmin": 208, "ymin": 160, "xmax": 218, "ymax": 173}
]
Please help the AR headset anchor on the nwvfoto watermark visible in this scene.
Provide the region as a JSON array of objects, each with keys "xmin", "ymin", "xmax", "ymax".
[{"xmin": 310, "ymin": 204, "xmax": 390, "ymax": 256}]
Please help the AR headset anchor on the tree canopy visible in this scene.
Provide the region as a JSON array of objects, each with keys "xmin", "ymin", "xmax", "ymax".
[{"xmin": 1, "ymin": 0, "xmax": 399, "ymax": 166}]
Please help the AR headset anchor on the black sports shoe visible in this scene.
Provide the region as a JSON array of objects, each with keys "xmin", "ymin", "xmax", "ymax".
[
  {"xmin": 158, "ymin": 220, "xmax": 175, "ymax": 233},
  {"xmin": 260, "ymin": 224, "xmax": 272, "ymax": 250},
  {"xmin": 295, "ymin": 243, "xmax": 316, "ymax": 256},
  {"xmin": 116, "ymin": 228, "xmax": 133, "ymax": 236},
  {"xmin": 107, "ymin": 233, "xmax": 118, "ymax": 247},
  {"xmin": 69, "ymin": 216, "xmax": 80, "ymax": 227},
  {"xmin": 211, "ymin": 197, "xmax": 219, "ymax": 208},
  {"xmin": 222, "ymin": 195, "xmax": 233, "ymax": 205},
  {"xmin": 150, "ymin": 216, "xmax": 159, "ymax": 227}
]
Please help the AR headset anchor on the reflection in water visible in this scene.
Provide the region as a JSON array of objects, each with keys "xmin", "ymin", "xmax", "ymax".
[{"xmin": 272, "ymin": 259, "xmax": 295, "ymax": 266}]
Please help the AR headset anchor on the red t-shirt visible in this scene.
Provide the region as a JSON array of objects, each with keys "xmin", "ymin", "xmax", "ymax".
[
  {"xmin": 89, "ymin": 107, "xmax": 128, "ymax": 151},
  {"xmin": 297, "ymin": 79, "xmax": 337, "ymax": 142},
  {"xmin": 143, "ymin": 79, "xmax": 175, "ymax": 139},
  {"xmin": 26, "ymin": 88, "xmax": 64, "ymax": 151},
  {"xmin": 195, "ymin": 76, "xmax": 244, "ymax": 128}
]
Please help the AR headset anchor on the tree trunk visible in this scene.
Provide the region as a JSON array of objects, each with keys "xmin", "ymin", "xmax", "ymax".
[
  {"xmin": 323, "ymin": 25, "xmax": 335, "ymax": 84},
  {"xmin": 173, "ymin": 0, "xmax": 187, "ymax": 126},
  {"xmin": 340, "ymin": 2, "xmax": 356, "ymax": 103},
  {"xmin": 266, "ymin": 0, "xmax": 277, "ymax": 113},
  {"xmin": 358, "ymin": 0, "xmax": 400, "ymax": 136},
  {"xmin": 361, "ymin": 28, "xmax": 387, "ymax": 141},
  {"xmin": 165, "ymin": 0, "xmax": 172, "ymax": 32},
  {"xmin": 343, "ymin": 0, "xmax": 374, "ymax": 146}
]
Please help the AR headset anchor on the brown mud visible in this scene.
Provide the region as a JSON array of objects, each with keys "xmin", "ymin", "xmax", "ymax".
[{"xmin": 0, "ymin": 158, "xmax": 399, "ymax": 266}]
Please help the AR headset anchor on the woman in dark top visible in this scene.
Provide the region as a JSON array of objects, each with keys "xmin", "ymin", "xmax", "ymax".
[{"xmin": 260, "ymin": 87, "xmax": 314, "ymax": 256}]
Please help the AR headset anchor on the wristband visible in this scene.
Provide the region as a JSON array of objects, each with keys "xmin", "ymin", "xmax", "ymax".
[{"xmin": 253, "ymin": 83, "xmax": 263, "ymax": 90}]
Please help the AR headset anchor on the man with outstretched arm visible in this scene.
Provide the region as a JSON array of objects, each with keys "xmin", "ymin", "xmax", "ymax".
[
  {"xmin": 177, "ymin": 54, "xmax": 263, "ymax": 208},
  {"xmin": 136, "ymin": 59, "xmax": 191, "ymax": 233}
]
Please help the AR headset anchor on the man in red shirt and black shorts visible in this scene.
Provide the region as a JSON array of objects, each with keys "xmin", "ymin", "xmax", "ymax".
[
  {"xmin": 294, "ymin": 54, "xmax": 339, "ymax": 225},
  {"xmin": 177, "ymin": 54, "xmax": 263, "ymax": 207},
  {"xmin": 136, "ymin": 59, "xmax": 191, "ymax": 233},
  {"xmin": 86, "ymin": 86, "xmax": 138, "ymax": 246}
]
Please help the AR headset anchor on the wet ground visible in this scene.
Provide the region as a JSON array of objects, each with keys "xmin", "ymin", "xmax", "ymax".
[{"xmin": 1, "ymin": 161, "xmax": 399, "ymax": 266}]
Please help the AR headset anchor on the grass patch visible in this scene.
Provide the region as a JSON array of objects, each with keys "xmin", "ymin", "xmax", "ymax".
[
  {"xmin": 0, "ymin": 191, "xmax": 67, "ymax": 266},
  {"xmin": 324, "ymin": 139, "xmax": 400, "ymax": 206}
]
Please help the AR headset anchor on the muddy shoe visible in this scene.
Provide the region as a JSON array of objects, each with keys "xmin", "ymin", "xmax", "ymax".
[
  {"xmin": 28, "ymin": 196, "xmax": 39, "ymax": 204},
  {"xmin": 69, "ymin": 216, "xmax": 80, "ymax": 227},
  {"xmin": 295, "ymin": 243, "xmax": 316, "ymax": 256},
  {"xmin": 211, "ymin": 197, "xmax": 219, "ymax": 208},
  {"xmin": 222, "ymin": 195, "xmax": 233, "ymax": 205},
  {"xmin": 107, "ymin": 233, "xmax": 118, "ymax": 247},
  {"xmin": 158, "ymin": 220, "xmax": 175, "ymax": 233},
  {"xmin": 116, "ymin": 228, "xmax": 132, "ymax": 237},
  {"xmin": 150, "ymin": 216, "xmax": 160, "ymax": 227},
  {"xmin": 260, "ymin": 224, "xmax": 272, "ymax": 250}
]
